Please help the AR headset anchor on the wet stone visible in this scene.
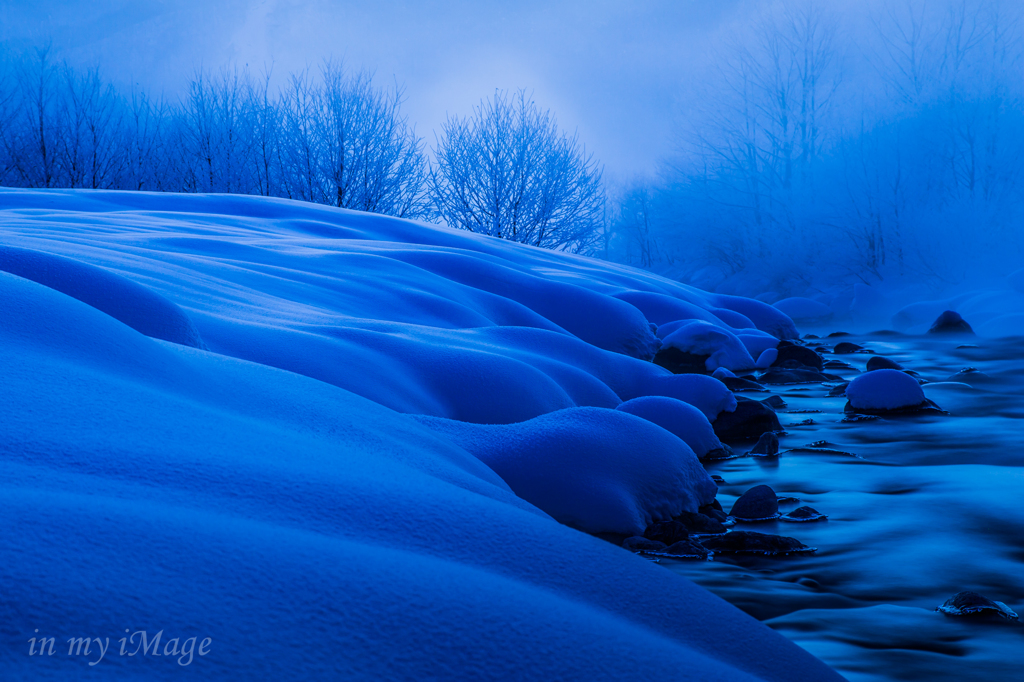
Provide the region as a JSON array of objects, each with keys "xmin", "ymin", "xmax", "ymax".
[
  {"xmin": 761, "ymin": 395, "xmax": 788, "ymax": 410},
  {"xmin": 866, "ymin": 356, "xmax": 903, "ymax": 371},
  {"xmin": 713, "ymin": 398, "xmax": 783, "ymax": 441},
  {"xmin": 674, "ymin": 511, "xmax": 728, "ymax": 535},
  {"xmin": 828, "ymin": 382, "xmax": 849, "ymax": 397},
  {"xmin": 780, "ymin": 506, "xmax": 828, "ymax": 522},
  {"xmin": 703, "ymin": 445, "xmax": 736, "ymax": 461},
  {"xmin": 772, "ymin": 344, "xmax": 824, "ymax": 371},
  {"xmin": 730, "ymin": 485, "xmax": 780, "ymax": 521},
  {"xmin": 833, "ymin": 342, "xmax": 863, "ymax": 354},
  {"xmin": 929, "ymin": 310, "xmax": 975, "ymax": 335},
  {"xmin": 700, "ymin": 531, "xmax": 816, "ymax": 556},
  {"xmin": 936, "ymin": 591, "xmax": 1019, "ymax": 620},
  {"xmin": 749, "ymin": 432, "xmax": 779, "ymax": 456},
  {"xmin": 664, "ymin": 539, "xmax": 710, "ymax": 559},
  {"xmin": 643, "ymin": 520, "xmax": 689, "ymax": 545},
  {"xmin": 722, "ymin": 376, "xmax": 768, "ymax": 392},
  {"xmin": 824, "ymin": 359, "xmax": 855, "ymax": 370},
  {"xmin": 827, "ymin": 331, "xmax": 851, "ymax": 337},
  {"xmin": 622, "ymin": 536, "xmax": 667, "ymax": 552}
]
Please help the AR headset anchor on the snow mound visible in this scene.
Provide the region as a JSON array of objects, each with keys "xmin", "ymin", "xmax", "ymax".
[
  {"xmin": 661, "ymin": 319, "xmax": 756, "ymax": 372},
  {"xmin": 628, "ymin": 373, "xmax": 737, "ymax": 421},
  {"xmin": 773, "ymin": 296, "xmax": 833, "ymax": 321},
  {"xmin": 846, "ymin": 369, "xmax": 927, "ymax": 411},
  {"xmin": 0, "ymin": 244, "xmax": 205, "ymax": 348},
  {"xmin": 415, "ymin": 407, "xmax": 717, "ymax": 535},
  {"xmin": 616, "ymin": 396, "xmax": 727, "ymax": 460}
]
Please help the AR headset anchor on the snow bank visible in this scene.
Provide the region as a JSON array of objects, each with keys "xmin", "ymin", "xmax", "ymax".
[
  {"xmin": 0, "ymin": 188, "xmax": 842, "ymax": 681},
  {"xmin": 415, "ymin": 407, "xmax": 717, "ymax": 535},
  {"xmin": 616, "ymin": 396, "xmax": 727, "ymax": 460},
  {"xmin": 0, "ymin": 244, "xmax": 205, "ymax": 348}
]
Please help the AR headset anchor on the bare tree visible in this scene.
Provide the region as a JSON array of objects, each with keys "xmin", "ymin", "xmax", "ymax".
[{"xmin": 430, "ymin": 90, "xmax": 604, "ymax": 253}]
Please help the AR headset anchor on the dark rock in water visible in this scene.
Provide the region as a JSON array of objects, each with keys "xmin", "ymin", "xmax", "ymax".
[
  {"xmin": 698, "ymin": 501, "xmax": 729, "ymax": 523},
  {"xmin": 761, "ymin": 395, "xmax": 788, "ymax": 410},
  {"xmin": 749, "ymin": 432, "xmax": 780, "ymax": 456},
  {"xmin": 709, "ymin": 475, "xmax": 728, "ymax": 486},
  {"xmin": 827, "ymin": 331, "xmax": 851, "ymax": 337},
  {"xmin": 664, "ymin": 539, "xmax": 710, "ymax": 559},
  {"xmin": 823, "ymin": 359, "xmax": 855, "ymax": 370},
  {"xmin": 772, "ymin": 344, "xmax": 824, "ymax": 371},
  {"xmin": 803, "ymin": 334, "xmax": 820, "ymax": 339},
  {"xmin": 797, "ymin": 577, "xmax": 821, "ymax": 589},
  {"xmin": 703, "ymin": 445, "xmax": 735, "ymax": 461},
  {"xmin": 866, "ymin": 355, "xmax": 903, "ymax": 371},
  {"xmin": 828, "ymin": 382, "xmax": 849, "ymax": 397},
  {"xmin": 643, "ymin": 520, "xmax": 689, "ymax": 545},
  {"xmin": 833, "ymin": 342, "xmax": 862, "ymax": 354},
  {"xmin": 722, "ymin": 376, "xmax": 768, "ymax": 392},
  {"xmin": 929, "ymin": 310, "xmax": 975, "ymax": 335},
  {"xmin": 730, "ymin": 485, "xmax": 780, "ymax": 521},
  {"xmin": 713, "ymin": 399, "xmax": 782, "ymax": 441},
  {"xmin": 759, "ymin": 367, "xmax": 832, "ymax": 385},
  {"xmin": 700, "ymin": 531, "xmax": 816, "ymax": 556},
  {"xmin": 780, "ymin": 506, "xmax": 828, "ymax": 522},
  {"xmin": 936, "ymin": 591, "xmax": 1019, "ymax": 620},
  {"xmin": 956, "ymin": 344, "xmax": 979, "ymax": 349},
  {"xmin": 653, "ymin": 346, "xmax": 709, "ymax": 374},
  {"xmin": 700, "ymin": 498, "xmax": 725, "ymax": 514},
  {"xmin": 674, "ymin": 511, "xmax": 728, "ymax": 535},
  {"xmin": 947, "ymin": 367, "xmax": 994, "ymax": 386},
  {"xmin": 622, "ymin": 536, "xmax": 667, "ymax": 552}
]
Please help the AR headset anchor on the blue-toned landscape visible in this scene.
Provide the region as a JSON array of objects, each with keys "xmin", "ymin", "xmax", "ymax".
[{"xmin": 2, "ymin": 3, "xmax": 1023, "ymax": 681}]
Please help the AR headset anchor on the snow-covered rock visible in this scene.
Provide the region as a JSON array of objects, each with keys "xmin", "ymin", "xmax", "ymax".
[
  {"xmin": 415, "ymin": 407, "xmax": 717, "ymax": 535},
  {"xmin": 660, "ymin": 319, "xmax": 756, "ymax": 372},
  {"xmin": 846, "ymin": 369, "xmax": 929, "ymax": 412},
  {"xmin": 616, "ymin": 396, "xmax": 727, "ymax": 460}
]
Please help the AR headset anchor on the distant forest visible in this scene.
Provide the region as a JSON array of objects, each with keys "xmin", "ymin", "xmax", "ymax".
[{"xmin": 1, "ymin": 1, "xmax": 1022, "ymax": 298}]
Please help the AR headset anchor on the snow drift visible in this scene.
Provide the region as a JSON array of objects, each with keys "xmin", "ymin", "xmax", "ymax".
[{"xmin": 0, "ymin": 188, "xmax": 839, "ymax": 681}]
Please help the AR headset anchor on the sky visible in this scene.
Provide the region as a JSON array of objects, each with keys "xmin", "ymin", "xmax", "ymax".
[{"xmin": 0, "ymin": 0, "xmax": 743, "ymax": 185}]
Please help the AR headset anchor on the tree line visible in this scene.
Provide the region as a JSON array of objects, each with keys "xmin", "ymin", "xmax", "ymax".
[{"xmin": 0, "ymin": 49, "xmax": 604, "ymax": 254}]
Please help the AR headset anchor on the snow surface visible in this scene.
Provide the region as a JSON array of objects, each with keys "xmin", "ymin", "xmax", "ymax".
[
  {"xmin": 616, "ymin": 396, "xmax": 727, "ymax": 460},
  {"xmin": 846, "ymin": 368, "xmax": 927, "ymax": 411},
  {"xmin": 660, "ymin": 319, "xmax": 756, "ymax": 371},
  {"xmin": 0, "ymin": 188, "xmax": 839, "ymax": 680}
]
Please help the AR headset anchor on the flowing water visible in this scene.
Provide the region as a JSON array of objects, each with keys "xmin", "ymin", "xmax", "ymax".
[{"xmin": 664, "ymin": 331, "xmax": 1024, "ymax": 682}]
